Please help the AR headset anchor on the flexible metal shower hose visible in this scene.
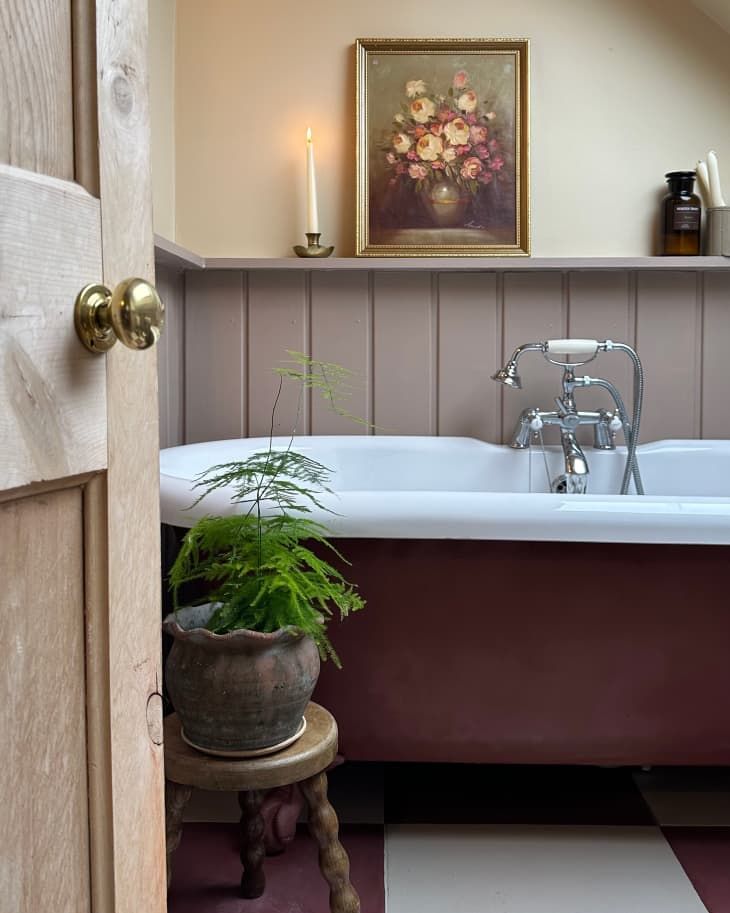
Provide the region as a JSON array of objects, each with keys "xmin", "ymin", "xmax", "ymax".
[
  {"xmin": 611, "ymin": 343, "xmax": 645, "ymax": 496},
  {"xmin": 587, "ymin": 376, "xmax": 644, "ymax": 495}
]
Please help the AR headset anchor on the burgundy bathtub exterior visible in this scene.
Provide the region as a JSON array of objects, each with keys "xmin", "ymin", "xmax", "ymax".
[{"xmin": 312, "ymin": 539, "xmax": 730, "ymax": 766}]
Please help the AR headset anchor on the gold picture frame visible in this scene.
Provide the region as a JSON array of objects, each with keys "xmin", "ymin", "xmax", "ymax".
[{"xmin": 356, "ymin": 38, "xmax": 530, "ymax": 257}]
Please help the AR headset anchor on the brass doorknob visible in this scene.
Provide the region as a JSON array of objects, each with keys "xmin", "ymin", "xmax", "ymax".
[{"xmin": 74, "ymin": 278, "xmax": 164, "ymax": 353}]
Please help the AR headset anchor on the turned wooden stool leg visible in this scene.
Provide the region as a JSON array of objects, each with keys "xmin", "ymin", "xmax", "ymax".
[
  {"xmin": 165, "ymin": 780, "xmax": 192, "ymax": 889},
  {"xmin": 238, "ymin": 789, "xmax": 266, "ymax": 898},
  {"xmin": 301, "ymin": 771, "xmax": 360, "ymax": 913}
]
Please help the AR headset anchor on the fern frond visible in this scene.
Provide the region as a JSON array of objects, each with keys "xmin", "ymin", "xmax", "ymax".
[
  {"xmin": 169, "ymin": 510, "xmax": 363, "ymax": 662},
  {"xmin": 169, "ymin": 350, "xmax": 369, "ymax": 664},
  {"xmin": 189, "ymin": 451, "xmax": 333, "ymax": 512},
  {"xmin": 275, "ymin": 351, "xmax": 372, "ymax": 427}
]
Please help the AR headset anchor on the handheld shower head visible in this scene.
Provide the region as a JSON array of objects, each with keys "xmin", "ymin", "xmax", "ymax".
[
  {"xmin": 491, "ymin": 360, "xmax": 522, "ymax": 389},
  {"xmin": 491, "ymin": 343, "xmax": 544, "ymax": 390}
]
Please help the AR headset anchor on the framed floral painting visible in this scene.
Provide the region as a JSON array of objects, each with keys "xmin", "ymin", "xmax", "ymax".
[{"xmin": 356, "ymin": 38, "xmax": 529, "ymax": 257}]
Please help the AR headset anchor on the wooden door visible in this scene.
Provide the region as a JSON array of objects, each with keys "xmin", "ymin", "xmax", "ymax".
[{"xmin": 0, "ymin": 2, "xmax": 166, "ymax": 912}]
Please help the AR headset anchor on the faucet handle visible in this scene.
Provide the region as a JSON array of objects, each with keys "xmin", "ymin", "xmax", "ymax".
[
  {"xmin": 544, "ymin": 338, "xmax": 601, "ymax": 370},
  {"xmin": 594, "ymin": 410, "xmax": 619, "ymax": 450},
  {"xmin": 545, "ymin": 339, "xmax": 599, "ymax": 358}
]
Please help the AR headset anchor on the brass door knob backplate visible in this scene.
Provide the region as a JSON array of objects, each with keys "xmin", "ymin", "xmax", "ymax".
[{"xmin": 75, "ymin": 278, "xmax": 164, "ymax": 353}]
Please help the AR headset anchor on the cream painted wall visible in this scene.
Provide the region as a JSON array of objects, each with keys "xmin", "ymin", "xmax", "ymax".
[
  {"xmin": 173, "ymin": 0, "xmax": 730, "ymax": 257},
  {"xmin": 149, "ymin": 0, "xmax": 176, "ymax": 239}
]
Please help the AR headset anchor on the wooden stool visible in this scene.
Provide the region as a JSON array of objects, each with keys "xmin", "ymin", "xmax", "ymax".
[{"xmin": 164, "ymin": 702, "xmax": 360, "ymax": 913}]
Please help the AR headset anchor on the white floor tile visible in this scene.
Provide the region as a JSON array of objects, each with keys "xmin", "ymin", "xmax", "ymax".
[{"xmin": 385, "ymin": 825, "xmax": 708, "ymax": 913}]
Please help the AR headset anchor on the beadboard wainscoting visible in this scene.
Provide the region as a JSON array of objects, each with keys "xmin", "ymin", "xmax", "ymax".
[
  {"xmin": 155, "ymin": 262, "xmax": 730, "ymax": 450},
  {"xmin": 157, "ymin": 263, "xmax": 186, "ymax": 449}
]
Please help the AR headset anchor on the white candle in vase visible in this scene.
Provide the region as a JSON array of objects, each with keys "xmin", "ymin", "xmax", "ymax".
[{"xmin": 306, "ymin": 127, "xmax": 320, "ymax": 235}]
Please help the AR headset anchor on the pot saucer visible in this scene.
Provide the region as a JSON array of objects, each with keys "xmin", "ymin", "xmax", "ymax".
[{"xmin": 180, "ymin": 716, "xmax": 307, "ymax": 758}]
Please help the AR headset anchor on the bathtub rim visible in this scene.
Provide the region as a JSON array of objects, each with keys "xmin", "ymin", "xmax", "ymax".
[{"xmin": 160, "ymin": 436, "xmax": 730, "ymax": 546}]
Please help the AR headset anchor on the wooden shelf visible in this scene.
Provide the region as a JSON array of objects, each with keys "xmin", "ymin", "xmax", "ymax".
[
  {"xmin": 154, "ymin": 237, "xmax": 730, "ymax": 272},
  {"xmin": 203, "ymin": 255, "xmax": 730, "ymax": 271},
  {"xmin": 154, "ymin": 234, "xmax": 205, "ymax": 270}
]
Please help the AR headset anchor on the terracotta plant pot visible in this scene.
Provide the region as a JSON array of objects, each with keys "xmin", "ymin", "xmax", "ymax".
[{"xmin": 163, "ymin": 604, "xmax": 320, "ymax": 755}]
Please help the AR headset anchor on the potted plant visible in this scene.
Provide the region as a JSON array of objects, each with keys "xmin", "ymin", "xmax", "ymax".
[{"xmin": 163, "ymin": 355, "xmax": 365, "ymax": 756}]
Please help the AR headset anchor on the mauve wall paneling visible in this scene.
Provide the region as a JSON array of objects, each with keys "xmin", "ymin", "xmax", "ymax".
[
  {"xmin": 248, "ymin": 272, "xmax": 308, "ymax": 436},
  {"xmin": 636, "ymin": 272, "xmax": 701, "ymax": 442},
  {"xmin": 372, "ymin": 272, "xmax": 434, "ymax": 435},
  {"xmin": 501, "ymin": 272, "xmax": 566, "ymax": 439},
  {"xmin": 310, "ymin": 271, "xmax": 370, "ymax": 434},
  {"xmin": 156, "ymin": 263, "xmax": 185, "ymax": 449},
  {"xmin": 568, "ymin": 271, "xmax": 634, "ymax": 444},
  {"xmin": 158, "ymin": 267, "xmax": 730, "ymax": 448},
  {"xmin": 702, "ymin": 272, "xmax": 730, "ymax": 438},
  {"xmin": 185, "ymin": 270, "xmax": 246, "ymax": 443},
  {"xmin": 437, "ymin": 272, "xmax": 501, "ymax": 441}
]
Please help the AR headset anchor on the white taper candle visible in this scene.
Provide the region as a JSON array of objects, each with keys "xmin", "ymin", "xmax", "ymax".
[
  {"xmin": 707, "ymin": 150, "xmax": 726, "ymax": 207},
  {"xmin": 696, "ymin": 160, "xmax": 710, "ymax": 203},
  {"xmin": 306, "ymin": 128, "xmax": 319, "ymax": 234}
]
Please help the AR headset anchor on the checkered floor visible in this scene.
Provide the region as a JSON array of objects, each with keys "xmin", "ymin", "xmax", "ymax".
[{"xmin": 168, "ymin": 764, "xmax": 730, "ymax": 913}]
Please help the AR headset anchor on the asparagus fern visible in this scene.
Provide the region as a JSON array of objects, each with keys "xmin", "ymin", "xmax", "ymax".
[{"xmin": 169, "ymin": 353, "xmax": 366, "ymax": 666}]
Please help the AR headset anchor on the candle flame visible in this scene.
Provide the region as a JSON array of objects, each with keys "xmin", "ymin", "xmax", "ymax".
[{"xmin": 306, "ymin": 127, "xmax": 312, "ymax": 143}]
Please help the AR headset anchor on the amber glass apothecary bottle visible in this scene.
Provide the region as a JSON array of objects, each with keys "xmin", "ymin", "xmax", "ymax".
[{"xmin": 661, "ymin": 171, "xmax": 701, "ymax": 255}]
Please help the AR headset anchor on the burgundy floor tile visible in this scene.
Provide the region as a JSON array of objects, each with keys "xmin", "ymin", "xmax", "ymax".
[
  {"xmin": 168, "ymin": 822, "xmax": 384, "ymax": 913},
  {"xmin": 664, "ymin": 827, "xmax": 730, "ymax": 913}
]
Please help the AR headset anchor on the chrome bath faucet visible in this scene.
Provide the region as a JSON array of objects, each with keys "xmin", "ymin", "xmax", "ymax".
[{"xmin": 492, "ymin": 339, "xmax": 645, "ymax": 496}]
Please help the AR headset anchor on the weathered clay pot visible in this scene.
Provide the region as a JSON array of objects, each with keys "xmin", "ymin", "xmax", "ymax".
[{"xmin": 163, "ymin": 604, "xmax": 320, "ymax": 755}]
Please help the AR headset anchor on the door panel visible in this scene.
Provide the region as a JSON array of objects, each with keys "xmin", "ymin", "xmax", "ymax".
[
  {"xmin": 0, "ymin": 165, "xmax": 105, "ymax": 489},
  {"xmin": 0, "ymin": 487, "xmax": 91, "ymax": 913},
  {"xmin": 0, "ymin": 2, "xmax": 165, "ymax": 912},
  {"xmin": 97, "ymin": 2, "xmax": 166, "ymax": 907},
  {"xmin": 0, "ymin": 0, "xmax": 74, "ymax": 178}
]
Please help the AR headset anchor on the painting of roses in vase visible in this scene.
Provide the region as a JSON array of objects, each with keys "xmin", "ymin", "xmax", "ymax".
[{"xmin": 356, "ymin": 39, "xmax": 529, "ymax": 256}]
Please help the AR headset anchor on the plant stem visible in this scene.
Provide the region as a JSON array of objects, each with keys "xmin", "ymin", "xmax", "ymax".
[{"xmin": 253, "ymin": 375, "xmax": 286, "ymax": 570}]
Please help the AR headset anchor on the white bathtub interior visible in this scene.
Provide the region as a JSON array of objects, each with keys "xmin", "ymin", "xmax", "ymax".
[{"xmin": 160, "ymin": 437, "xmax": 730, "ymax": 545}]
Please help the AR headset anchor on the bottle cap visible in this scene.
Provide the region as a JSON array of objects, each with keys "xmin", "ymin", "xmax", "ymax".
[{"xmin": 665, "ymin": 171, "xmax": 696, "ymax": 180}]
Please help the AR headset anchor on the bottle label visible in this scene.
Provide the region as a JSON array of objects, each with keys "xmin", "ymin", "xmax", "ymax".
[{"xmin": 673, "ymin": 204, "xmax": 700, "ymax": 231}]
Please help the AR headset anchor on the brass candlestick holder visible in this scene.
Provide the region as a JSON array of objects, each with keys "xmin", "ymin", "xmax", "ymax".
[{"xmin": 293, "ymin": 232, "xmax": 334, "ymax": 258}]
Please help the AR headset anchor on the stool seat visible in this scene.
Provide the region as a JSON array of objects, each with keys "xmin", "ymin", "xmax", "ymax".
[
  {"xmin": 163, "ymin": 701, "xmax": 359, "ymax": 913},
  {"xmin": 164, "ymin": 703, "xmax": 338, "ymax": 790}
]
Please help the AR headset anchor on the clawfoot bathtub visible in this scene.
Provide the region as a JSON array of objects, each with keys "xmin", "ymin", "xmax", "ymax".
[{"xmin": 161, "ymin": 436, "xmax": 730, "ymax": 765}]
